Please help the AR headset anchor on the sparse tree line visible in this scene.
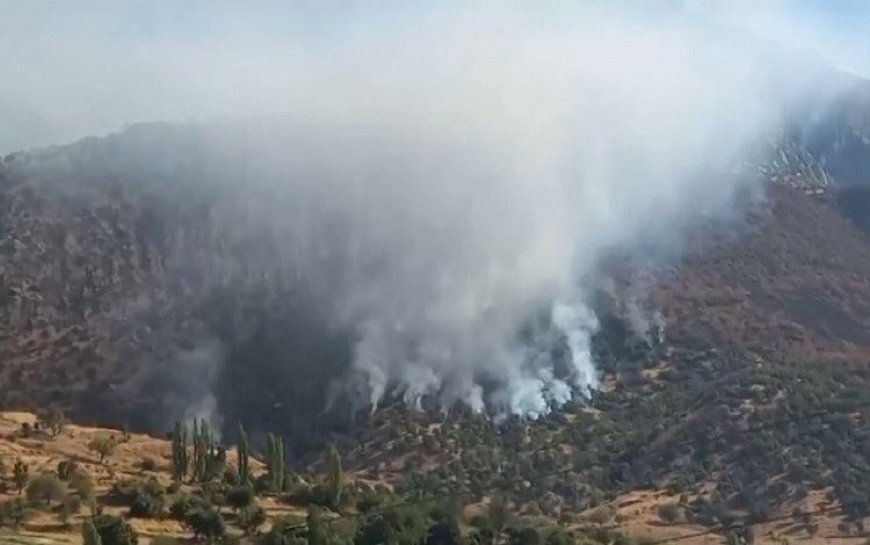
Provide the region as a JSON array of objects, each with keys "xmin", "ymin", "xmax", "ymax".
[
  {"xmin": 2, "ymin": 336, "xmax": 869, "ymax": 544},
  {"xmin": 0, "ymin": 413, "xmax": 655, "ymax": 545}
]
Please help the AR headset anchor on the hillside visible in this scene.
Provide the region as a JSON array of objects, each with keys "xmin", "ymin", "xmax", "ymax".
[
  {"xmin": 0, "ymin": 113, "xmax": 868, "ymax": 545},
  {"xmin": 1, "ymin": 406, "xmax": 868, "ymax": 545}
]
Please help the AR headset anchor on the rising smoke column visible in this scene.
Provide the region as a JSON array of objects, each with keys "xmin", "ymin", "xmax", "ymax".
[{"xmin": 1, "ymin": 3, "xmax": 829, "ymax": 419}]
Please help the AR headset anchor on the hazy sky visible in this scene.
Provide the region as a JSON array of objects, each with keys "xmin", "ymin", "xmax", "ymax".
[{"xmin": 0, "ymin": 0, "xmax": 868, "ymax": 154}]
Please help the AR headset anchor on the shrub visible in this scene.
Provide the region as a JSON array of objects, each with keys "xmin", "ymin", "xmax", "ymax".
[
  {"xmin": 657, "ymin": 503, "xmax": 682, "ymax": 525},
  {"xmin": 169, "ymin": 493, "xmax": 206, "ymax": 520},
  {"xmin": 185, "ymin": 507, "xmax": 226, "ymax": 542},
  {"xmin": 93, "ymin": 513, "xmax": 138, "ymax": 545},
  {"xmin": 239, "ymin": 505, "xmax": 267, "ymax": 534},
  {"xmin": 226, "ymin": 485, "xmax": 254, "ymax": 511},
  {"xmin": 139, "ymin": 457, "xmax": 158, "ymax": 472},
  {"xmin": 0, "ymin": 499, "xmax": 29, "ymax": 529},
  {"xmin": 129, "ymin": 491, "xmax": 164, "ymax": 518},
  {"xmin": 508, "ymin": 527, "xmax": 541, "ymax": 545},
  {"xmin": 587, "ymin": 506, "xmax": 615, "ymax": 526}
]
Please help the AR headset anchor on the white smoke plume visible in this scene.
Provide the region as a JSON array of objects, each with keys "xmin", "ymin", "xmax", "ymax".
[{"xmin": 0, "ymin": 2, "xmax": 849, "ymax": 418}]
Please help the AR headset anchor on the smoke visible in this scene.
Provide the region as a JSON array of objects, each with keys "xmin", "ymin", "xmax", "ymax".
[{"xmin": 0, "ymin": 2, "xmax": 855, "ymax": 419}]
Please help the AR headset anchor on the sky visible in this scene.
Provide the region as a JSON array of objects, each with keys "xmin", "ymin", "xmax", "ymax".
[{"xmin": 0, "ymin": 0, "xmax": 869, "ymax": 154}]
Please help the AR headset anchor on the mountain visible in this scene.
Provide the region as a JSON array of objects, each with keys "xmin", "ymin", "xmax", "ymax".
[{"xmin": 0, "ymin": 83, "xmax": 869, "ymax": 543}]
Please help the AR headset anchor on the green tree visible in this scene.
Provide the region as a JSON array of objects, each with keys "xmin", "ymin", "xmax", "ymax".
[
  {"xmin": 267, "ymin": 434, "xmax": 286, "ymax": 492},
  {"xmin": 13, "ymin": 459, "xmax": 29, "ymax": 495},
  {"xmin": 239, "ymin": 505, "xmax": 267, "ymax": 535},
  {"xmin": 59, "ymin": 494, "xmax": 81, "ymax": 527},
  {"xmin": 544, "ymin": 528, "xmax": 574, "ymax": 545},
  {"xmin": 237, "ymin": 422, "xmax": 250, "ymax": 484},
  {"xmin": 508, "ymin": 527, "xmax": 540, "ymax": 545},
  {"xmin": 185, "ymin": 507, "xmax": 226, "ymax": 543},
  {"xmin": 355, "ymin": 505, "xmax": 429, "ymax": 545},
  {"xmin": 657, "ymin": 503, "xmax": 682, "ymax": 525},
  {"xmin": 0, "ymin": 498, "xmax": 28, "ymax": 529},
  {"xmin": 70, "ymin": 470, "xmax": 95, "ymax": 502},
  {"xmin": 26, "ymin": 473, "xmax": 66, "ymax": 506},
  {"xmin": 226, "ymin": 485, "xmax": 254, "ymax": 512},
  {"xmin": 93, "ymin": 513, "xmax": 138, "ymax": 545},
  {"xmin": 41, "ymin": 408, "xmax": 68, "ymax": 438},
  {"xmin": 57, "ymin": 459, "xmax": 79, "ymax": 480},
  {"xmin": 82, "ymin": 519, "xmax": 103, "ymax": 545},
  {"xmin": 88, "ymin": 434, "xmax": 117, "ymax": 464},
  {"xmin": 327, "ymin": 444, "xmax": 343, "ymax": 510},
  {"xmin": 171, "ymin": 421, "xmax": 189, "ymax": 481}
]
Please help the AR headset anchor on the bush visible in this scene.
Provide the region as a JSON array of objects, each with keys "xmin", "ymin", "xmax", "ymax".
[
  {"xmin": 508, "ymin": 527, "xmax": 541, "ymax": 545},
  {"xmin": 139, "ymin": 457, "xmax": 158, "ymax": 472},
  {"xmin": 129, "ymin": 490, "xmax": 164, "ymax": 518},
  {"xmin": 169, "ymin": 493, "xmax": 207, "ymax": 520},
  {"xmin": 226, "ymin": 485, "xmax": 254, "ymax": 512},
  {"xmin": 587, "ymin": 506, "xmax": 615, "ymax": 526},
  {"xmin": 0, "ymin": 499, "xmax": 29, "ymax": 528},
  {"xmin": 239, "ymin": 505, "xmax": 267, "ymax": 534},
  {"xmin": 657, "ymin": 503, "xmax": 682, "ymax": 525},
  {"xmin": 185, "ymin": 507, "xmax": 226, "ymax": 542},
  {"xmin": 93, "ymin": 513, "xmax": 138, "ymax": 545},
  {"xmin": 545, "ymin": 528, "xmax": 574, "ymax": 545}
]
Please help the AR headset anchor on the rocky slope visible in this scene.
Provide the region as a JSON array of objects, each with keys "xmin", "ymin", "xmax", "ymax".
[{"xmin": 0, "ymin": 94, "xmax": 867, "ymax": 543}]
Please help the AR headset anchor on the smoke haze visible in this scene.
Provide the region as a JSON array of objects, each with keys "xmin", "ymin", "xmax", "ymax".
[{"xmin": 0, "ymin": 2, "xmax": 856, "ymax": 418}]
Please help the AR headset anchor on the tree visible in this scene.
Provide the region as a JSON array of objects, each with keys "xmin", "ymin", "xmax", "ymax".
[
  {"xmin": 26, "ymin": 473, "xmax": 66, "ymax": 506},
  {"xmin": 239, "ymin": 505, "xmax": 266, "ymax": 535},
  {"xmin": 40, "ymin": 408, "xmax": 68, "ymax": 438},
  {"xmin": 657, "ymin": 503, "xmax": 682, "ymax": 525},
  {"xmin": 82, "ymin": 520, "xmax": 103, "ymax": 545},
  {"xmin": 88, "ymin": 433, "xmax": 117, "ymax": 464},
  {"xmin": 190, "ymin": 419, "xmax": 223, "ymax": 483},
  {"xmin": 70, "ymin": 471, "xmax": 95, "ymax": 502},
  {"xmin": 58, "ymin": 459, "xmax": 79, "ymax": 480},
  {"xmin": 425, "ymin": 521, "xmax": 461, "ymax": 545},
  {"xmin": 588, "ymin": 505, "xmax": 615, "ymax": 526},
  {"xmin": 171, "ymin": 421, "xmax": 188, "ymax": 481},
  {"xmin": 226, "ymin": 485, "xmax": 254, "ymax": 512},
  {"xmin": 545, "ymin": 528, "xmax": 574, "ymax": 545},
  {"xmin": 185, "ymin": 507, "xmax": 226, "ymax": 543},
  {"xmin": 261, "ymin": 516, "xmax": 309, "ymax": 545},
  {"xmin": 508, "ymin": 527, "xmax": 540, "ymax": 545},
  {"xmin": 355, "ymin": 506, "xmax": 429, "ymax": 545},
  {"xmin": 327, "ymin": 444, "xmax": 343, "ymax": 510},
  {"xmin": 0, "ymin": 498, "xmax": 28, "ymax": 529},
  {"xmin": 59, "ymin": 494, "xmax": 81, "ymax": 527},
  {"xmin": 93, "ymin": 513, "xmax": 138, "ymax": 545},
  {"xmin": 237, "ymin": 422, "xmax": 250, "ymax": 484},
  {"xmin": 128, "ymin": 487, "xmax": 165, "ymax": 519},
  {"xmin": 267, "ymin": 433, "xmax": 285, "ymax": 492},
  {"xmin": 13, "ymin": 459, "xmax": 29, "ymax": 495}
]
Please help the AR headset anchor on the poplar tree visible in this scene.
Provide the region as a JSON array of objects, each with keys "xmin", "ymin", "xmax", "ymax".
[
  {"xmin": 327, "ymin": 445, "xmax": 343, "ymax": 510},
  {"xmin": 171, "ymin": 421, "xmax": 189, "ymax": 481},
  {"xmin": 237, "ymin": 423, "xmax": 250, "ymax": 484}
]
